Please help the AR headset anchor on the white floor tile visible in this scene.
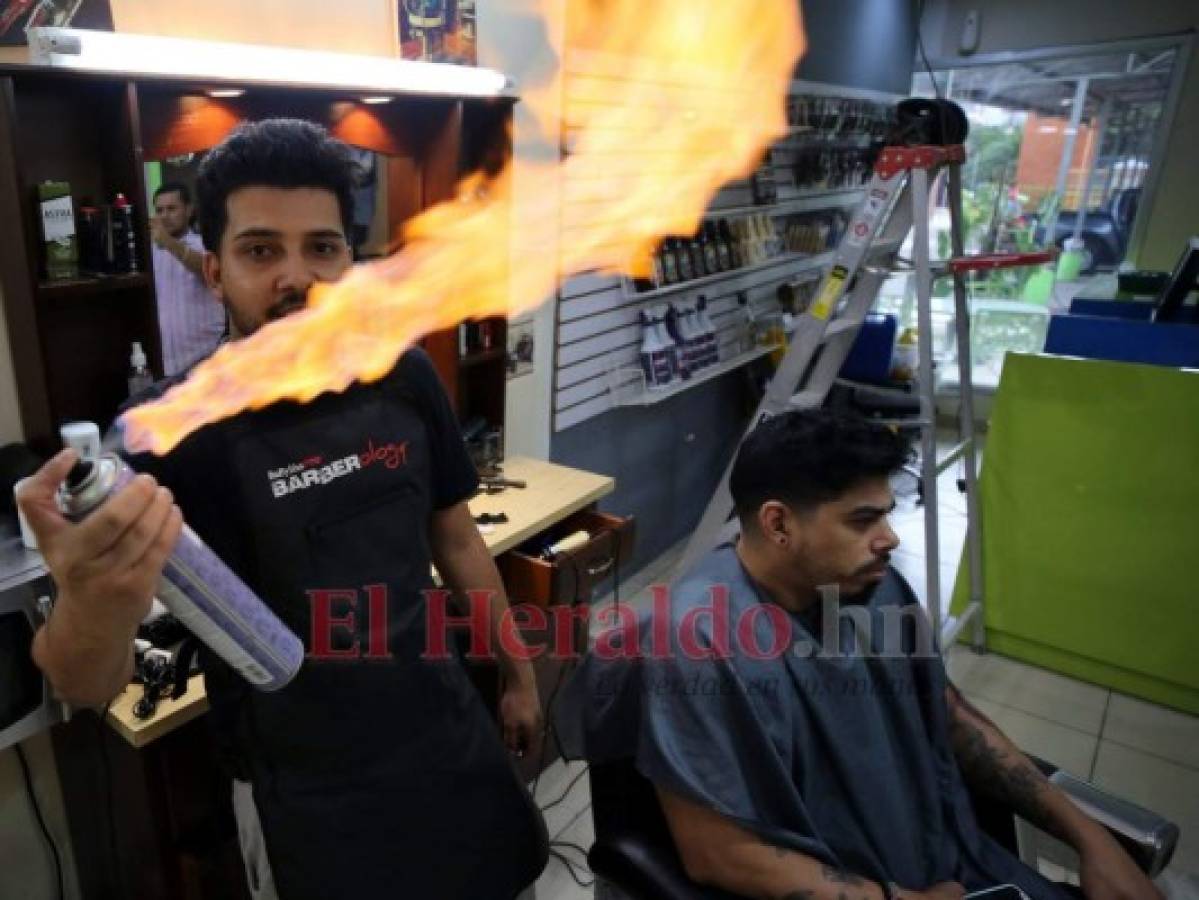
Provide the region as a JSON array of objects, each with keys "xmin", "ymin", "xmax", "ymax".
[
  {"xmin": 946, "ymin": 647, "xmax": 1110, "ymax": 736},
  {"xmin": 532, "ymin": 759, "xmax": 593, "ymax": 840},
  {"xmin": 537, "ymin": 805, "xmax": 597, "ymax": 899},
  {"xmin": 1092, "ymin": 741, "xmax": 1199, "ymax": 877},
  {"xmin": 1102, "ymin": 693, "xmax": 1199, "ymax": 772},
  {"xmin": 968, "ymin": 696, "xmax": 1099, "ymax": 777}
]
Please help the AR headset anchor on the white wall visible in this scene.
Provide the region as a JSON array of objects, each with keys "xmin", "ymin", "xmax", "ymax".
[
  {"xmin": 108, "ymin": 0, "xmax": 398, "ymax": 55},
  {"xmin": 920, "ymin": 0, "xmax": 1199, "ymax": 270},
  {"xmin": 477, "ymin": 0, "xmax": 563, "ymax": 461}
]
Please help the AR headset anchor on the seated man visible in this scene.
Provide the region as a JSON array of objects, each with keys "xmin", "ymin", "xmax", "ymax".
[{"xmin": 557, "ymin": 410, "xmax": 1159, "ymax": 900}]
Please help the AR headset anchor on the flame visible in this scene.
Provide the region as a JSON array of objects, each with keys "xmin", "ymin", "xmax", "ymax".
[{"xmin": 122, "ymin": 0, "xmax": 805, "ymax": 454}]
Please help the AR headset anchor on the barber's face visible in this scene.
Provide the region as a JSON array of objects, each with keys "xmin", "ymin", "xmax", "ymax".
[
  {"xmin": 779, "ymin": 477, "xmax": 900, "ymax": 602},
  {"xmin": 154, "ymin": 190, "xmax": 192, "ymax": 238},
  {"xmin": 203, "ymin": 187, "xmax": 352, "ymax": 338}
]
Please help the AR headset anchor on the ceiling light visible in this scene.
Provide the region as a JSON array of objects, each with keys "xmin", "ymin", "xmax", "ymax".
[
  {"xmin": 206, "ymin": 88, "xmax": 245, "ymax": 98},
  {"xmin": 361, "ymin": 96, "xmax": 393, "ymax": 105},
  {"xmin": 28, "ymin": 27, "xmax": 512, "ymax": 99}
]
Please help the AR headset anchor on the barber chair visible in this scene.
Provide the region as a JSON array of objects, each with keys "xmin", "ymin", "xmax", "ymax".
[{"xmin": 586, "ymin": 756, "xmax": 1179, "ymax": 900}]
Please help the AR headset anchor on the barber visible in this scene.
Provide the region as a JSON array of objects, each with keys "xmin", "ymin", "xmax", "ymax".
[{"xmin": 20, "ymin": 119, "xmax": 547, "ymax": 900}]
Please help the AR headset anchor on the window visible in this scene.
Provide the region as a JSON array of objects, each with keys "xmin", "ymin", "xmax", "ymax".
[{"xmin": 875, "ymin": 40, "xmax": 1186, "ymax": 394}]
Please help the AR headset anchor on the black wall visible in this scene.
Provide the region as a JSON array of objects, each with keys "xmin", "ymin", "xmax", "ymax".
[
  {"xmin": 550, "ymin": 368, "xmax": 761, "ymax": 577},
  {"xmin": 798, "ymin": 0, "xmax": 918, "ymax": 95}
]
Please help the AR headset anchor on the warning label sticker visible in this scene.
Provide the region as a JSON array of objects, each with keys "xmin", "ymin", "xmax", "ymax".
[{"xmin": 810, "ymin": 266, "xmax": 848, "ymax": 321}]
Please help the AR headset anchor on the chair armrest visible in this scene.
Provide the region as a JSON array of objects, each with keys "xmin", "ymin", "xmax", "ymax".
[
  {"xmin": 1047, "ymin": 769, "xmax": 1179, "ymax": 878},
  {"xmin": 589, "ymin": 838, "xmax": 743, "ymax": 900}
]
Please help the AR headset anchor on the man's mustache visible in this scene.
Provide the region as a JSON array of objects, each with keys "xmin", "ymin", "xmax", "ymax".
[
  {"xmin": 266, "ymin": 292, "xmax": 308, "ymax": 322},
  {"xmin": 854, "ymin": 555, "xmax": 891, "ymax": 575}
]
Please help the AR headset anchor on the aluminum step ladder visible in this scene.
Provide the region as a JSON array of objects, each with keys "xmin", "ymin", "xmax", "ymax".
[{"xmin": 677, "ymin": 143, "xmax": 1055, "ymax": 650}]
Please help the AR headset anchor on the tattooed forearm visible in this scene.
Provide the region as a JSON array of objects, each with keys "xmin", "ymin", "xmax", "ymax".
[{"xmin": 948, "ymin": 713, "xmax": 1068, "ymax": 840}]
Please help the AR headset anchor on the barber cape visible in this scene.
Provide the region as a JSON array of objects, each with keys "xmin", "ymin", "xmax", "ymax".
[{"xmin": 556, "ymin": 544, "xmax": 1070, "ymax": 897}]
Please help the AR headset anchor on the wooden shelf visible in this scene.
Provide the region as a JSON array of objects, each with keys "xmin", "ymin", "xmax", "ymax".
[
  {"xmin": 37, "ymin": 272, "xmax": 151, "ymax": 301},
  {"xmin": 458, "ymin": 347, "xmax": 507, "ymax": 369}
]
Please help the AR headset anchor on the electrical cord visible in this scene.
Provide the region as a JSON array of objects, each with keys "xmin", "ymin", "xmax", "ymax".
[
  {"xmin": 13, "ymin": 743, "xmax": 65, "ymax": 900},
  {"xmin": 915, "ymin": 0, "xmax": 943, "ymax": 99},
  {"xmin": 549, "ymin": 848, "xmax": 594, "ymax": 891},
  {"xmin": 539, "ymin": 762, "xmax": 591, "ymax": 815}
]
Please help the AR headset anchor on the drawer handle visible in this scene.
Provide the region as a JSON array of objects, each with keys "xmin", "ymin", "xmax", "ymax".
[{"xmin": 587, "ymin": 557, "xmax": 615, "ymax": 577}]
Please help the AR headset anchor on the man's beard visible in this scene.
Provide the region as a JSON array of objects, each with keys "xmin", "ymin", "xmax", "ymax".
[
  {"xmin": 228, "ymin": 290, "xmax": 308, "ymax": 337},
  {"xmin": 266, "ymin": 291, "xmax": 308, "ymax": 322}
]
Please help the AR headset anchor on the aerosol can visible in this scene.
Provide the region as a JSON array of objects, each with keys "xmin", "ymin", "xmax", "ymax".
[{"xmin": 58, "ymin": 455, "xmax": 303, "ymax": 691}]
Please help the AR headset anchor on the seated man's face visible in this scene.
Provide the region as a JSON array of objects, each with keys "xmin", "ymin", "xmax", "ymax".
[
  {"xmin": 790, "ymin": 477, "xmax": 900, "ymax": 603},
  {"xmin": 205, "ymin": 186, "xmax": 352, "ymax": 338}
]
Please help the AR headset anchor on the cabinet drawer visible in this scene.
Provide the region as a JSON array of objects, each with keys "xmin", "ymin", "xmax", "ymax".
[{"xmin": 499, "ymin": 510, "xmax": 635, "ymax": 608}]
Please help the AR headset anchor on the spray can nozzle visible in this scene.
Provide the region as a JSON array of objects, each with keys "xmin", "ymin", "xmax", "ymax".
[{"xmin": 66, "ymin": 459, "xmax": 95, "ymax": 491}]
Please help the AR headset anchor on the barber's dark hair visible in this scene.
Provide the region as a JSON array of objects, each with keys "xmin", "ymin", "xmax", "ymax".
[
  {"xmin": 195, "ymin": 118, "xmax": 355, "ymax": 253},
  {"xmin": 153, "ymin": 181, "xmax": 191, "ymax": 205},
  {"xmin": 729, "ymin": 410, "xmax": 912, "ymax": 522}
]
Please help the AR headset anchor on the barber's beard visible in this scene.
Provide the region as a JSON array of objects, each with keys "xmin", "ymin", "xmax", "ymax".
[
  {"xmin": 266, "ymin": 291, "xmax": 308, "ymax": 322},
  {"xmin": 226, "ymin": 291, "xmax": 308, "ymax": 338}
]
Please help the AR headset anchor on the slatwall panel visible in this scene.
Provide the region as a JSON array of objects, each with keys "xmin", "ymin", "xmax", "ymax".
[
  {"xmin": 553, "ymin": 252, "xmax": 833, "ymax": 427},
  {"xmin": 552, "ymin": 76, "xmax": 900, "ymax": 433}
]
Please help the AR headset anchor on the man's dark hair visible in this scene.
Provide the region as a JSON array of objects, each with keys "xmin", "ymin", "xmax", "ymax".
[
  {"xmin": 153, "ymin": 181, "xmax": 190, "ymax": 205},
  {"xmin": 194, "ymin": 118, "xmax": 356, "ymax": 253},
  {"xmin": 729, "ymin": 410, "xmax": 912, "ymax": 521}
]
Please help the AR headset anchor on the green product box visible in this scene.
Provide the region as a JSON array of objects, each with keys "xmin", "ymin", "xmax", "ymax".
[{"xmin": 38, "ymin": 180, "xmax": 78, "ymax": 281}]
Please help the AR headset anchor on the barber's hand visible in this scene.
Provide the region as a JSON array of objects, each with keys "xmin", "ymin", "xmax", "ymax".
[
  {"xmin": 1079, "ymin": 829, "xmax": 1163, "ymax": 900},
  {"xmin": 499, "ymin": 672, "xmax": 542, "ymax": 758},
  {"xmin": 903, "ymin": 883, "xmax": 965, "ymax": 900},
  {"xmin": 17, "ymin": 449, "xmax": 182, "ymax": 640}
]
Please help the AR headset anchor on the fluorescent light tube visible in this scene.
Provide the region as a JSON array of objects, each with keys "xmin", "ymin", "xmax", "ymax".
[{"xmin": 28, "ymin": 27, "xmax": 511, "ymax": 99}]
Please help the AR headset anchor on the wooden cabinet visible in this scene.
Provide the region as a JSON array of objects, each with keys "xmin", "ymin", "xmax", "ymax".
[{"xmin": 0, "ymin": 67, "xmax": 515, "ymax": 455}]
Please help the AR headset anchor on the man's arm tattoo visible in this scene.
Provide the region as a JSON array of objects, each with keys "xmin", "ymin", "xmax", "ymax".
[{"xmin": 948, "ymin": 713, "xmax": 1065, "ymax": 839}]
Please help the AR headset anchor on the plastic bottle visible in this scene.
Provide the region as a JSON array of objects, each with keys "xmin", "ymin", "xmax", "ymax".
[
  {"xmin": 639, "ymin": 310, "xmax": 674, "ymax": 389},
  {"xmin": 673, "ymin": 237, "xmax": 695, "ymax": 282},
  {"xmin": 112, "ymin": 193, "xmax": 138, "ymax": 274},
  {"xmin": 128, "ymin": 342, "xmax": 154, "ymax": 397},
  {"xmin": 664, "ymin": 305, "xmax": 692, "ymax": 379},
  {"xmin": 696, "ymin": 296, "xmax": 720, "ymax": 366},
  {"xmin": 737, "ymin": 292, "xmax": 758, "ymax": 352},
  {"xmin": 654, "ymin": 306, "xmax": 681, "ymax": 381}
]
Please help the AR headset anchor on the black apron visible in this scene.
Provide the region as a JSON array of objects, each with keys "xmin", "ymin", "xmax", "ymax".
[{"xmin": 173, "ymin": 373, "xmax": 546, "ymax": 899}]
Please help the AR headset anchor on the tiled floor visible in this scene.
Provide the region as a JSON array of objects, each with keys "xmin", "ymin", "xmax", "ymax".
[{"xmin": 532, "ymin": 455, "xmax": 1199, "ymax": 898}]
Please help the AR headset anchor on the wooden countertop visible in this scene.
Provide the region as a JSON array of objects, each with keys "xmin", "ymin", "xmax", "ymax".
[{"xmin": 105, "ymin": 456, "xmax": 614, "ymax": 748}]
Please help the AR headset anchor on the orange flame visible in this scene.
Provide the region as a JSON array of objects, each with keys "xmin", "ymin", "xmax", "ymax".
[{"xmin": 122, "ymin": 0, "xmax": 805, "ymax": 454}]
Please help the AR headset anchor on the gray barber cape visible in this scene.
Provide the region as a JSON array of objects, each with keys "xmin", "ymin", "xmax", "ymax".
[{"xmin": 555, "ymin": 544, "xmax": 1070, "ymax": 897}]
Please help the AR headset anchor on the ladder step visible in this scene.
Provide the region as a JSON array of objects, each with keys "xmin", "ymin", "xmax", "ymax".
[
  {"xmin": 834, "ymin": 377, "xmax": 917, "ymax": 403},
  {"xmin": 822, "ymin": 318, "xmax": 860, "ymax": 340},
  {"xmin": 935, "ymin": 438, "xmax": 973, "ymax": 475},
  {"xmin": 862, "ymin": 417, "xmax": 931, "ymax": 429},
  {"xmin": 940, "ymin": 250, "xmax": 1058, "ymax": 276},
  {"xmin": 790, "ymin": 389, "xmax": 825, "ymax": 410},
  {"xmin": 940, "ymin": 601, "xmax": 983, "ymax": 651}
]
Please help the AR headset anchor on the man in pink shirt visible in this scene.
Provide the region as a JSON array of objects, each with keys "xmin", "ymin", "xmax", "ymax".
[{"xmin": 151, "ymin": 182, "xmax": 226, "ymax": 375}]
